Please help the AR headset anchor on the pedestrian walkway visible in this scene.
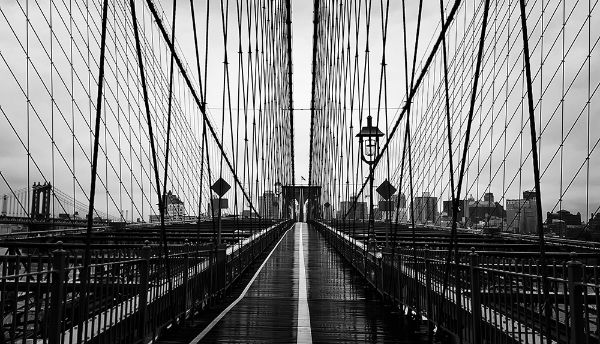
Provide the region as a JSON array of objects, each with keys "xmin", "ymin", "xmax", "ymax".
[{"xmin": 173, "ymin": 223, "xmax": 426, "ymax": 343}]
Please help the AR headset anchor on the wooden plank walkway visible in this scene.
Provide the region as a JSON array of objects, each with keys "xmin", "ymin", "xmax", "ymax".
[{"xmin": 159, "ymin": 222, "xmax": 428, "ymax": 343}]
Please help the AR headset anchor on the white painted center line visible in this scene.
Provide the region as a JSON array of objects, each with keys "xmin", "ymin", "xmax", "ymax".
[{"xmin": 296, "ymin": 223, "xmax": 313, "ymax": 343}]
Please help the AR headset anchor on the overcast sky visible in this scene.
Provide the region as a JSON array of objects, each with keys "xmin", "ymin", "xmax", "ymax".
[{"xmin": 0, "ymin": 0, "xmax": 598, "ymax": 221}]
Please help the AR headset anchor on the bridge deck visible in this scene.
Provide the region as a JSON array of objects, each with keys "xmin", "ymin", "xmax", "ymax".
[{"xmin": 160, "ymin": 223, "xmax": 427, "ymax": 343}]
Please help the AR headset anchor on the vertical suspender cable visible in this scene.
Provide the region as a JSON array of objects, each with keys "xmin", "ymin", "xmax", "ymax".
[
  {"xmin": 343, "ymin": 0, "xmax": 462, "ymax": 219},
  {"xmin": 189, "ymin": 0, "xmax": 207, "ymax": 248},
  {"xmin": 285, "ymin": 0, "xmax": 295, "ymax": 184},
  {"xmin": 161, "ymin": 0, "xmax": 177, "ymax": 228},
  {"xmin": 81, "ymin": 0, "xmax": 109, "ymax": 341},
  {"xmin": 453, "ymin": 0, "xmax": 490, "ymax": 256},
  {"xmin": 145, "ymin": 0, "xmax": 260, "ymax": 217},
  {"xmin": 159, "ymin": 0, "xmax": 178, "ymax": 322},
  {"xmin": 438, "ymin": 0, "xmax": 459, "ymax": 331},
  {"xmin": 518, "ymin": 0, "xmax": 550, "ymax": 339},
  {"xmin": 309, "ymin": 0, "xmax": 319, "ymax": 187}
]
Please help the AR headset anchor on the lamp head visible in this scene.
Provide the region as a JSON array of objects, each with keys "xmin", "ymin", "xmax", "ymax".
[{"xmin": 356, "ymin": 116, "xmax": 384, "ymax": 164}]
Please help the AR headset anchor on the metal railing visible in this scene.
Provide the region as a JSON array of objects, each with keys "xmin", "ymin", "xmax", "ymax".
[
  {"xmin": 314, "ymin": 220, "xmax": 599, "ymax": 344},
  {"xmin": 0, "ymin": 220, "xmax": 291, "ymax": 343}
]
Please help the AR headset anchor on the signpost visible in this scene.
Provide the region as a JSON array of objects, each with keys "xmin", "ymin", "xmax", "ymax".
[
  {"xmin": 210, "ymin": 178, "xmax": 230, "ymax": 292},
  {"xmin": 376, "ymin": 179, "xmax": 396, "ymax": 247},
  {"xmin": 211, "ymin": 178, "xmax": 230, "ymax": 244}
]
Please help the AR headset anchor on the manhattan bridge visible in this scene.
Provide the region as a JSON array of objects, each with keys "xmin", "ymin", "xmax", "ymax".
[{"xmin": 0, "ymin": 0, "xmax": 599, "ymax": 343}]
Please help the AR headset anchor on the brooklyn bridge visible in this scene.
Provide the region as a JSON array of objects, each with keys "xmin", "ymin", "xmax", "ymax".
[{"xmin": 0, "ymin": 0, "xmax": 599, "ymax": 343}]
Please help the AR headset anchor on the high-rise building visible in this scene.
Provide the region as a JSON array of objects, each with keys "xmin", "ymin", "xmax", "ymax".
[
  {"xmin": 259, "ymin": 191, "xmax": 279, "ymax": 219},
  {"xmin": 506, "ymin": 191, "xmax": 538, "ymax": 234},
  {"xmin": 413, "ymin": 192, "xmax": 439, "ymax": 224}
]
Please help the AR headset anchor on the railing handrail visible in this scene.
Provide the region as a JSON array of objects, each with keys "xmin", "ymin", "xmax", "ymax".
[
  {"xmin": 0, "ymin": 219, "xmax": 291, "ymax": 343},
  {"xmin": 314, "ymin": 220, "xmax": 597, "ymax": 344}
]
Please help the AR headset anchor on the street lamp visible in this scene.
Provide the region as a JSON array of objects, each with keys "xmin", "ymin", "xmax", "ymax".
[
  {"xmin": 356, "ymin": 115, "xmax": 384, "ymax": 250},
  {"xmin": 274, "ymin": 181, "xmax": 282, "ymax": 220}
]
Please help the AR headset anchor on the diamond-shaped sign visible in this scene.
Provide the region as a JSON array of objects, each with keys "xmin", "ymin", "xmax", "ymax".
[
  {"xmin": 211, "ymin": 178, "xmax": 231, "ymax": 197},
  {"xmin": 324, "ymin": 202, "xmax": 331, "ymax": 208},
  {"xmin": 376, "ymin": 179, "xmax": 396, "ymax": 200}
]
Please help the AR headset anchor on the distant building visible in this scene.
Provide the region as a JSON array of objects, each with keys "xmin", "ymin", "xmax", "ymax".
[
  {"xmin": 322, "ymin": 205, "xmax": 333, "ymax": 220},
  {"xmin": 259, "ymin": 191, "xmax": 279, "ymax": 219},
  {"xmin": 164, "ymin": 191, "xmax": 186, "ymax": 221},
  {"xmin": 395, "ymin": 193, "xmax": 407, "ymax": 208},
  {"xmin": 442, "ymin": 199, "xmax": 469, "ymax": 223},
  {"xmin": 547, "ymin": 210, "xmax": 582, "ymax": 226},
  {"xmin": 506, "ymin": 190, "xmax": 538, "ymax": 234},
  {"xmin": 338, "ymin": 195, "xmax": 367, "ymax": 220},
  {"xmin": 391, "ymin": 193, "xmax": 408, "ymax": 222},
  {"xmin": 546, "ymin": 220, "xmax": 567, "ymax": 237},
  {"xmin": 1, "ymin": 195, "xmax": 6, "ymax": 216},
  {"xmin": 242, "ymin": 209, "xmax": 258, "ymax": 218},
  {"xmin": 413, "ymin": 192, "xmax": 438, "ymax": 224},
  {"xmin": 149, "ymin": 191, "xmax": 186, "ymax": 223},
  {"xmin": 589, "ymin": 213, "xmax": 600, "ymax": 231},
  {"xmin": 466, "ymin": 193, "xmax": 506, "ymax": 226}
]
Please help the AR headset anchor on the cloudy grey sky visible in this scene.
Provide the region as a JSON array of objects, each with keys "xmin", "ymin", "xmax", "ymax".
[{"xmin": 0, "ymin": 0, "xmax": 598, "ymax": 222}]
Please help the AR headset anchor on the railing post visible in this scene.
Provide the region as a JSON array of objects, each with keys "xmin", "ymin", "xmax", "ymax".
[
  {"xmin": 181, "ymin": 240, "xmax": 190, "ymax": 324},
  {"xmin": 454, "ymin": 257, "xmax": 463, "ymax": 343},
  {"xmin": 208, "ymin": 247, "xmax": 216, "ymax": 304},
  {"xmin": 382, "ymin": 247, "xmax": 392, "ymax": 298},
  {"xmin": 397, "ymin": 249, "xmax": 403, "ymax": 303},
  {"xmin": 138, "ymin": 241, "xmax": 150, "ymax": 343},
  {"xmin": 425, "ymin": 246, "xmax": 433, "ymax": 342},
  {"xmin": 48, "ymin": 242, "xmax": 66, "ymax": 344},
  {"xmin": 469, "ymin": 249, "xmax": 481, "ymax": 343},
  {"xmin": 567, "ymin": 254, "xmax": 585, "ymax": 344},
  {"xmin": 375, "ymin": 252, "xmax": 382, "ymax": 292},
  {"xmin": 216, "ymin": 244, "xmax": 227, "ymax": 293}
]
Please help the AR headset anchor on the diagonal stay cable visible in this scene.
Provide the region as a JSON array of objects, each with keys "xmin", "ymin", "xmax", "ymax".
[
  {"xmin": 130, "ymin": 0, "xmax": 174, "ymax": 314},
  {"xmin": 145, "ymin": 0, "xmax": 259, "ymax": 217},
  {"xmin": 158, "ymin": 0, "xmax": 178, "ymax": 322},
  {"xmin": 439, "ymin": 0, "xmax": 491, "ymax": 332}
]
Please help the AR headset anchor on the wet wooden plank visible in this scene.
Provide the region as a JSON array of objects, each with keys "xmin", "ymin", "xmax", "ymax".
[{"xmin": 198, "ymin": 226, "xmax": 297, "ymax": 343}]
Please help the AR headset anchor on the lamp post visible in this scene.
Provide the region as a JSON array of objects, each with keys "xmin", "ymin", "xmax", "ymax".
[
  {"xmin": 274, "ymin": 181, "xmax": 282, "ymax": 220},
  {"xmin": 356, "ymin": 115, "xmax": 384, "ymax": 251}
]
